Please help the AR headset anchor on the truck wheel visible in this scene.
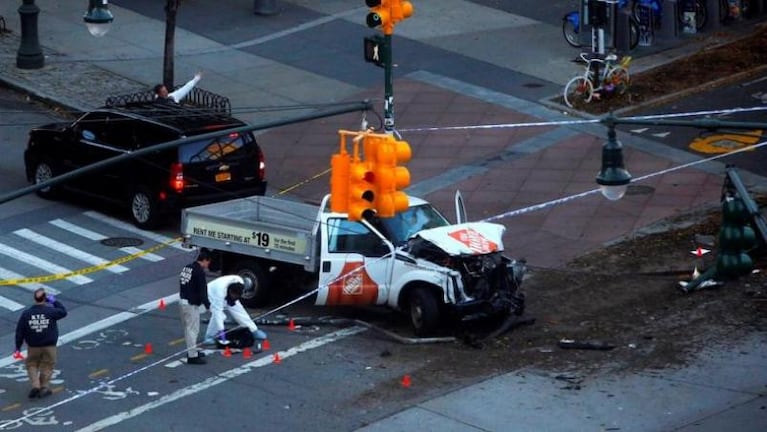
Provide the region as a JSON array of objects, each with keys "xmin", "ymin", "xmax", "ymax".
[
  {"xmin": 409, "ymin": 288, "xmax": 440, "ymax": 337},
  {"xmin": 235, "ymin": 260, "xmax": 270, "ymax": 307}
]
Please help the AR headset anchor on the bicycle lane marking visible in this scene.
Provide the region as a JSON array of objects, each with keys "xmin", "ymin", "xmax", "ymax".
[{"xmin": 74, "ymin": 327, "xmax": 366, "ymax": 432}]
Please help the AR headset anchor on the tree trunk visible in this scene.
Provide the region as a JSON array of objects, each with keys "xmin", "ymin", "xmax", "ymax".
[{"xmin": 163, "ymin": 0, "xmax": 179, "ymax": 89}]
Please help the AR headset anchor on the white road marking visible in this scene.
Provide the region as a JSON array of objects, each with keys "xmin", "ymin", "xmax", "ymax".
[
  {"xmin": 652, "ymin": 132, "xmax": 671, "ymax": 138},
  {"xmin": 83, "ymin": 211, "xmax": 187, "ymax": 250},
  {"xmin": 50, "ymin": 219, "xmax": 165, "ymax": 262},
  {"xmin": 0, "ymin": 294, "xmax": 23, "ymax": 311},
  {"xmin": 14, "ymin": 228, "xmax": 129, "ymax": 274},
  {"xmin": 630, "ymin": 127, "xmax": 648, "ymax": 133},
  {"xmin": 0, "ymin": 293, "xmax": 180, "ymax": 369},
  {"xmin": 0, "ymin": 242, "xmax": 92, "ymax": 284},
  {"xmin": 74, "ymin": 326, "xmax": 366, "ymax": 432}
]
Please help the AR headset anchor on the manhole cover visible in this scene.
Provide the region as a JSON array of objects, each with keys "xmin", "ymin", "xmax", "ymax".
[
  {"xmin": 625, "ymin": 184, "xmax": 655, "ymax": 196},
  {"xmin": 101, "ymin": 237, "xmax": 144, "ymax": 247}
]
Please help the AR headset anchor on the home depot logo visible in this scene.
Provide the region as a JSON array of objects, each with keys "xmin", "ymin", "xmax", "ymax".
[
  {"xmin": 325, "ymin": 261, "xmax": 379, "ymax": 305},
  {"xmin": 343, "ymin": 272, "xmax": 363, "ymax": 295},
  {"xmin": 448, "ymin": 228, "xmax": 498, "ymax": 254}
]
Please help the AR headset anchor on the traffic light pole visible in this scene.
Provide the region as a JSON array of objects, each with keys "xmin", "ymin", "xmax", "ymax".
[{"xmin": 383, "ymin": 34, "xmax": 394, "ymax": 133}]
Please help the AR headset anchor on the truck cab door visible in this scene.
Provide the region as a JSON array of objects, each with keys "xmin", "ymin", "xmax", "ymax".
[
  {"xmin": 455, "ymin": 190, "xmax": 467, "ymax": 224},
  {"xmin": 316, "ymin": 216, "xmax": 394, "ymax": 307}
]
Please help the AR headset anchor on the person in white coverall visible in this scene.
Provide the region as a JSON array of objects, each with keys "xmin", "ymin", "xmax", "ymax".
[
  {"xmin": 153, "ymin": 72, "xmax": 202, "ymax": 103},
  {"xmin": 203, "ymin": 275, "xmax": 267, "ymax": 344}
]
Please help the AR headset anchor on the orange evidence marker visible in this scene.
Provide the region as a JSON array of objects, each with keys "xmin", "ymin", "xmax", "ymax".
[
  {"xmin": 223, "ymin": 346, "xmax": 232, "ymax": 357},
  {"xmin": 243, "ymin": 347, "xmax": 252, "ymax": 359},
  {"xmin": 401, "ymin": 375, "xmax": 412, "ymax": 388},
  {"xmin": 287, "ymin": 319, "xmax": 296, "ymax": 331},
  {"xmin": 144, "ymin": 343, "xmax": 153, "ymax": 355},
  {"xmin": 158, "ymin": 299, "xmax": 166, "ymax": 310},
  {"xmin": 262, "ymin": 339, "xmax": 271, "ymax": 350}
]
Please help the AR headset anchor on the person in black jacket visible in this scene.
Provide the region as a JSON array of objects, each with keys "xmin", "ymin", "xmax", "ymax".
[
  {"xmin": 179, "ymin": 248, "xmax": 212, "ymax": 365},
  {"xmin": 15, "ymin": 289, "xmax": 67, "ymax": 399}
]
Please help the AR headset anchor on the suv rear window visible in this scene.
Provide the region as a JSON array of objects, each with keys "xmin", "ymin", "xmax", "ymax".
[{"xmin": 179, "ymin": 131, "xmax": 256, "ymax": 163}]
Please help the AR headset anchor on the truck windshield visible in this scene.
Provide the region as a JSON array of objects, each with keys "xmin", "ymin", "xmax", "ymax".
[{"xmin": 379, "ymin": 204, "xmax": 450, "ymax": 245}]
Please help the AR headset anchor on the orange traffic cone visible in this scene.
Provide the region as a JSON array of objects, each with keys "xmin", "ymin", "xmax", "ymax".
[
  {"xmin": 272, "ymin": 353, "xmax": 282, "ymax": 364},
  {"xmin": 262, "ymin": 339, "xmax": 271, "ymax": 350},
  {"xmin": 144, "ymin": 343, "xmax": 153, "ymax": 355},
  {"xmin": 243, "ymin": 347, "xmax": 252, "ymax": 359},
  {"xmin": 158, "ymin": 299, "xmax": 166, "ymax": 311},
  {"xmin": 223, "ymin": 346, "xmax": 232, "ymax": 357},
  {"xmin": 287, "ymin": 319, "xmax": 296, "ymax": 331},
  {"xmin": 401, "ymin": 374, "xmax": 412, "ymax": 388}
]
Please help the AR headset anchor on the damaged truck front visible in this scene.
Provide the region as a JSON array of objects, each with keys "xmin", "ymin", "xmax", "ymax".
[{"xmin": 181, "ymin": 193, "xmax": 526, "ymax": 336}]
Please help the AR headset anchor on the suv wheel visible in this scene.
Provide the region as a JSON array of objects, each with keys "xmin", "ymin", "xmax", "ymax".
[
  {"xmin": 130, "ymin": 187, "xmax": 160, "ymax": 229},
  {"xmin": 33, "ymin": 161, "xmax": 59, "ymax": 199}
]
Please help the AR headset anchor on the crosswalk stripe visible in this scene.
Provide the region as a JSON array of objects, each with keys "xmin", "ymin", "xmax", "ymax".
[
  {"xmin": 50, "ymin": 219, "xmax": 165, "ymax": 262},
  {"xmin": 14, "ymin": 228, "xmax": 130, "ymax": 274},
  {"xmin": 49, "ymin": 219, "xmax": 106, "ymax": 241},
  {"xmin": 83, "ymin": 211, "xmax": 186, "ymax": 250},
  {"xmin": 0, "ymin": 242, "xmax": 92, "ymax": 284},
  {"xmin": 0, "ymin": 295, "xmax": 23, "ymax": 311},
  {"xmin": 0, "ymin": 267, "xmax": 60, "ymax": 295}
]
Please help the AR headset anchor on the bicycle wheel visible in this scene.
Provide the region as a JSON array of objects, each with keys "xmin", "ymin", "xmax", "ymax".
[
  {"xmin": 562, "ymin": 13, "xmax": 581, "ymax": 48},
  {"xmin": 678, "ymin": 0, "xmax": 708, "ymax": 30},
  {"xmin": 564, "ymin": 76, "xmax": 593, "ymax": 108},
  {"xmin": 605, "ymin": 66, "xmax": 630, "ymax": 95}
]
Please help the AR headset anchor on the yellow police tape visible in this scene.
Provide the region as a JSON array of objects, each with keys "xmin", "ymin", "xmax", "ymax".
[
  {"xmin": 0, "ymin": 237, "xmax": 182, "ymax": 286},
  {"xmin": 689, "ymin": 130, "xmax": 762, "ymax": 154}
]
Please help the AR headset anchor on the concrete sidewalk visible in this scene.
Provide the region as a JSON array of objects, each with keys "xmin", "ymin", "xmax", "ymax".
[{"xmin": 1, "ymin": 1, "xmax": 766, "ymax": 430}]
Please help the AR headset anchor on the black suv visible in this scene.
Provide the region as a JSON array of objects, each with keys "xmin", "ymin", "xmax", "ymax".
[{"xmin": 24, "ymin": 100, "xmax": 267, "ymax": 229}]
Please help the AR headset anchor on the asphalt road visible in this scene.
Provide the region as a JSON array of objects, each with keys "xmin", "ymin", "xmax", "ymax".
[
  {"xmin": 625, "ymin": 72, "xmax": 767, "ymax": 175},
  {"xmin": 0, "ymin": 85, "xmax": 455, "ymax": 431}
]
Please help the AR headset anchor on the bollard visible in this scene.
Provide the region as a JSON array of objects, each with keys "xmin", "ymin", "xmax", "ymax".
[
  {"xmin": 661, "ymin": 0, "xmax": 680, "ymax": 37},
  {"xmin": 705, "ymin": 0, "xmax": 724, "ymax": 29},
  {"xmin": 254, "ymin": 0, "xmax": 278, "ymax": 15},
  {"xmin": 614, "ymin": 9, "xmax": 633, "ymax": 52}
]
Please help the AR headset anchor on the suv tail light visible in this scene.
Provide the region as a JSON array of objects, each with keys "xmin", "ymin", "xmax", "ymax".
[
  {"xmin": 170, "ymin": 162, "xmax": 185, "ymax": 193},
  {"xmin": 258, "ymin": 149, "xmax": 265, "ymax": 181}
]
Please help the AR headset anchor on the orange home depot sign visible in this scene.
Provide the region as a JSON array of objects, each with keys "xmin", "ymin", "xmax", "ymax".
[
  {"xmin": 326, "ymin": 261, "xmax": 379, "ymax": 305},
  {"xmin": 448, "ymin": 228, "xmax": 499, "ymax": 254}
]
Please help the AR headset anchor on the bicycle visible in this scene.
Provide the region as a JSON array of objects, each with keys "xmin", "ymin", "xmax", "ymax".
[
  {"xmin": 562, "ymin": 0, "xmax": 639, "ymax": 49},
  {"xmin": 563, "ymin": 52, "xmax": 631, "ymax": 108},
  {"xmin": 632, "ymin": 0, "xmax": 708, "ymax": 31}
]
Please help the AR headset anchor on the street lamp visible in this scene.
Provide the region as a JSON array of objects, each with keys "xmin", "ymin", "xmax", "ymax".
[
  {"xmin": 16, "ymin": 0, "xmax": 115, "ymax": 70},
  {"xmin": 83, "ymin": 0, "xmax": 114, "ymax": 37},
  {"xmin": 596, "ymin": 113, "xmax": 767, "ymax": 201},
  {"xmin": 596, "ymin": 115, "xmax": 632, "ymax": 200}
]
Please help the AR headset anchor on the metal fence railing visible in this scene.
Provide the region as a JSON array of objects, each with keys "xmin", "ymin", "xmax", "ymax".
[{"xmin": 104, "ymin": 87, "xmax": 231, "ymax": 115}]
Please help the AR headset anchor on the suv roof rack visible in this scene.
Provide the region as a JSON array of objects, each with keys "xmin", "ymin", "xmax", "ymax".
[{"xmin": 104, "ymin": 87, "xmax": 232, "ymax": 115}]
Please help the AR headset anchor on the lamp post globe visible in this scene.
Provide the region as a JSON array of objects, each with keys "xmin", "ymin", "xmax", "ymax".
[
  {"xmin": 596, "ymin": 122, "xmax": 631, "ymax": 201},
  {"xmin": 83, "ymin": 0, "xmax": 114, "ymax": 37}
]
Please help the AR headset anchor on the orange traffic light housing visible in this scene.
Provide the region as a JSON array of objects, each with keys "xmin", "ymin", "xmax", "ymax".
[
  {"xmin": 334, "ymin": 130, "xmax": 377, "ymax": 221},
  {"xmin": 330, "ymin": 137, "xmax": 351, "ymax": 213},
  {"xmin": 390, "ymin": 0, "xmax": 414, "ymax": 23},
  {"xmin": 365, "ymin": 133, "xmax": 411, "ymax": 218},
  {"xmin": 366, "ymin": 0, "xmax": 413, "ymax": 35}
]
